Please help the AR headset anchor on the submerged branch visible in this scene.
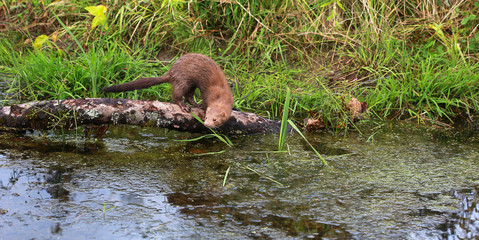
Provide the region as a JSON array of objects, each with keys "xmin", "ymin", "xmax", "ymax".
[{"xmin": 0, "ymin": 98, "xmax": 281, "ymax": 135}]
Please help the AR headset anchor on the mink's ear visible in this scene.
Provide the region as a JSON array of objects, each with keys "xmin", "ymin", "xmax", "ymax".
[{"xmin": 221, "ymin": 112, "xmax": 226, "ymax": 117}]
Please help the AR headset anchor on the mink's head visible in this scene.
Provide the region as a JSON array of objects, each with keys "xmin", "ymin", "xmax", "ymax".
[{"xmin": 204, "ymin": 107, "xmax": 230, "ymax": 128}]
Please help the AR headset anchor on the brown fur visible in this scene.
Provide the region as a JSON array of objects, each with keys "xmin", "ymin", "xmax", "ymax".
[{"xmin": 102, "ymin": 53, "xmax": 233, "ymax": 128}]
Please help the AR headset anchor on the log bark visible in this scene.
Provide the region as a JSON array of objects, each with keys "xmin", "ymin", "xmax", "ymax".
[{"xmin": 0, "ymin": 98, "xmax": 282, "ymax": 135}]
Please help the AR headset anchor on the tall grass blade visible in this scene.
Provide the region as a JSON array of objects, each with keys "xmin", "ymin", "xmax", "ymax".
[
  {"xmin": 278, "ymin": 87, "xmax": 291, "ymax": 151},
  {"xmin": 242, "ymin": 164, "xmax": 283, "ymax": 187},
  {"xmin": 222, "ymin": 166, "xmax": 231, "ymax": 187},
  {"xmin": 287, "ymin": 119, "xmax": 328, "ymax": 166}
]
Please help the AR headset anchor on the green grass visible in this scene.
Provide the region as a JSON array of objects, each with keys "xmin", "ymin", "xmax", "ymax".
[
  {"xmin": 0, "ymin": 38, "xmax": 17, "ymax": 70},
  {"xmin": 1, "ymin": 0, "xmax": 478, "ymax": 130},
  {"xmin": 366, "ymin": 42, "xmax": 479, "ymax": 122},
  {"xmin": 8, "ymin": 42, "xmax": 150, "ymax": 101}
]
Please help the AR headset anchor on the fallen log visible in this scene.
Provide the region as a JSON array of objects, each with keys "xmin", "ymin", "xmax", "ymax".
[{"xmin": 0, "ymin": 98, "xmax": 282, "ymax": 135}]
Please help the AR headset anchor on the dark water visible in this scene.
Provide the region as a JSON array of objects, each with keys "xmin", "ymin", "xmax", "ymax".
[{"xmin": 0, "ymin": 122, "xmax": 478, "ymax": 239}]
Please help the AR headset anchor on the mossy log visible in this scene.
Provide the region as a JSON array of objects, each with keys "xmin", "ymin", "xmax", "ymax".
[{"xmin": 0, "ymin": 98, "xmax": 282, "ymax": 135}]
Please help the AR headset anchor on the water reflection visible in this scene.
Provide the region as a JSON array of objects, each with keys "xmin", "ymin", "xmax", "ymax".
[
  {"xmin": 166, "ymin": 191, "xmax": 351, "ymax": 239},
  {"xmin": 0, "ymin": 168, "xmax": 20, "ymax": 190},
  {"xmin": 441, "ymin": 188, "xmax": 479, "ymax": 240}
]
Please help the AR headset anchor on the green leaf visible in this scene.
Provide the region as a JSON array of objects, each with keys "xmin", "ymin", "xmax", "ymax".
[
  {"xmin": 33, "ymin": 35, "xmax": 49, "ymax": 51},
  {"xmin": 337, "ymin": 1, "xmax": 345, "ymax": 11},
  {"xmin": 320, "ymin": 0, "xmax": 333, "ymax": 8},
  {"xmin": 326, "ymin": 14, "xmax": 334, "ymax": 21}
]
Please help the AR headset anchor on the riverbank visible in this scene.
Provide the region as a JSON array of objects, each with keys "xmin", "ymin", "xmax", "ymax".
[{"xmin": 1, "ymin": 1, "xmax": 478, "ymax": 131}]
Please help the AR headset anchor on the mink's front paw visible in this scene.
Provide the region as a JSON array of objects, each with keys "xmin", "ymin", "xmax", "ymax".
[{"xmin": 181, "ymin": 105, "xmax": 191, "ymax": 112}]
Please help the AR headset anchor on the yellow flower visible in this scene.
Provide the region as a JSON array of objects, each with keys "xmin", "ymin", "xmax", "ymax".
[{"xmin": 85, "ymin": 5, "xmax": 108, "ymax": 29}]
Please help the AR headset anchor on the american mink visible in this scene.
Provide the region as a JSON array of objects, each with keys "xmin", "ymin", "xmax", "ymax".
[{"xmin": 102, "ymin": 53, "xmax": 233, "ymax": 128}]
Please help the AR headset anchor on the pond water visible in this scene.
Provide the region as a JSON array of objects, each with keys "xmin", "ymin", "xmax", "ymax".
[{"xmin": 0, "ymin": 122, "xmax": 478, "ymax": 239}]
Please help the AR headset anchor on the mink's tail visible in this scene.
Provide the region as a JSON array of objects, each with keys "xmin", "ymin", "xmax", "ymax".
[{"xmin": 102, "ymin": 75, "xmax": 169, "ymax": 92}]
